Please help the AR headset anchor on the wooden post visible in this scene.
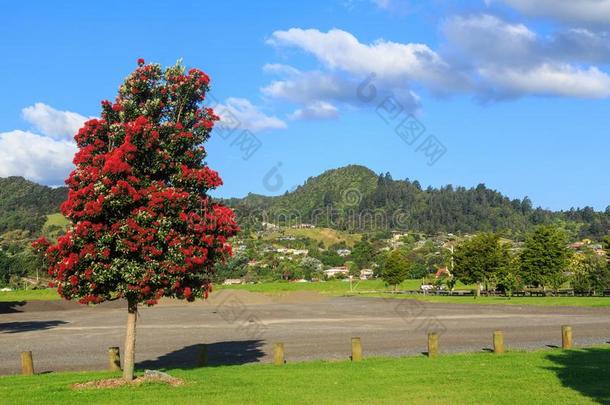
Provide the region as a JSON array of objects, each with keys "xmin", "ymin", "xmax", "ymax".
[
  {"xmin": 108, "ymin": 347, "xmax": 121, "ymax": 371},
  {"xmin": 198, "ymin": 344, "xmax": 208, "ymax": 367},
  {"xmin": 20, "ymin": 351, "xmax": 34, "ymax": 376},
  {"xmin": 351, "ymin": 337, "xmax": 363, "ymax": 362},
  {"xmin": 428, "ymin": 333, "xmax": 439, "ymax": 357},
  {"xmin": 562, "ymin": 325, "xmax": 573, "ymax": 349},
  {"xmin": 493, "ymin": 330, "xmax": 505, "ymax": 354},
  {"xmin": 273, "ymin": 343, "xmax": 285, "ymax": 365}
]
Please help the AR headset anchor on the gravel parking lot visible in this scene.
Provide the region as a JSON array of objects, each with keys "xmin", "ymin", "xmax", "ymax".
[{"xmin": 2, "ymin": 291, "xmax": 610, "ymax": 375}]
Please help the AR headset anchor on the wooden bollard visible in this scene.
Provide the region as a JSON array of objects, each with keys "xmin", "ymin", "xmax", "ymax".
[
  {"xmin": 493, "ymin": 330, "xmax": 505, "ymax": 354},
  {"xmin": 273, "ymin": 343, "xmax": 285, "ymax": 365},
  {"xmin": 20, "ymin": 351, "xmax": 34, "ymax": 376},
  {"xmin": 562, "ymin": 326, "xmax": 573, "ymax": 349},
  {"xmin": 108, "ymin": 347, "xmax": 121, "ymax": 371},
  {"xmin": 351, "ymin": 337, "xmax": 363, "ymax": 362},
  {"xmin": 198, "ymin": 344, "xmax": 208, "ymax": 367},
  {"xmin": 427, "ymin": 333, "xmax": 439, "ymax": 358}
]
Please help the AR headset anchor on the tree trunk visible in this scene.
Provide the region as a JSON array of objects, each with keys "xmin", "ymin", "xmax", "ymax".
[
  {"xmin": 123, "ymin": 299, "xmax": 138, "ymax": 381},
  {"xmin": 475, "ymin": 283, "xmax": 481, "ymax": 299}
]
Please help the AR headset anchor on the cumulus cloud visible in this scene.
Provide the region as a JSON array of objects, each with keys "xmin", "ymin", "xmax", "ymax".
[
  {"xmin": 479, "ymin": 64, "xmax": 610, "ymax": 99},
  {"xmin": 261, "ymin": 63, "xmax": 421, "ymax": 116},
  {"xmin": 22, "ymin": 102, "xmax": 88, "ymax": 140},
  {"xmin": 0, "ymin": 103, "xmax": 84, "ymax": 185},
  {"xmin": 442, "ymin": 14, "xmax": 610, "ymax": 99},
  {"xmin": 267, "ymin": 28, "xmax": 466, "ymax": 93},
  {"xmin": 490, "ymin": 0, "xmax": 610, "ymax": 26},
  {"xmin": 289, "ymin": 101, "xmax": 339, "ymax": 120},
  {"xmin": 0, "ymin": 130, "xmax": 76, "ymax": 185},
  {"xmin": 215, "ymin": 98, "xmax": 287, "ymax": 132},
  {"xmin": 442, "ymin": 15, "xmax": 537, "ymax": 66},
  {"xmin": 263, "ymin": 28, "xmax": 469, "ymax": 117}
]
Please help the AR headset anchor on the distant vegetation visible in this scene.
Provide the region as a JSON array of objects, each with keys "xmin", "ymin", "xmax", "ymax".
[
  {"xmin": 0, "ymin": 177, "xmax": 68, "ymax": 287},
  {"xmin": 0, "ymin": 177, "xmax": 67, "ymax": 234},
  {"xmin": 227, "ymin": 165, "xmax": 610, "ymax": 240},
  {"xmin": 1, "ymin": 166, "xmax": 609, "ymax": 289}
]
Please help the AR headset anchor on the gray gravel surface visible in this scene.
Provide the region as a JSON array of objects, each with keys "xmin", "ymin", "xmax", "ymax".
[{"xmin": 1, "ymin": 293, "xmax": 610, "ymax": 374}]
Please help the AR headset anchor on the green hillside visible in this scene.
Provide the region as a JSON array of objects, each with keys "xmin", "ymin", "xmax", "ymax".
[
  {"xmin": 226, "ymin": 165, "xmax": 610, "ymax": 239},
  {"xmin": 0, "ymin": 177, "xmax": 68, "ymax": 235}
]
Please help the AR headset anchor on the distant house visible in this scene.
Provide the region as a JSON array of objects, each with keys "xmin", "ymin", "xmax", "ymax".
[
  {"xmin": 359, "ymin": 269, "xmax": 374, "ymax": 280},
  {"xmin": 292, "ymin": 223, "xmax": 315, "ymax": 229},
  {"xmin": 336, "ymin": 249, "xmax": 351, "ymax": 257},
  {"xmin": 324, "ymin": 266, "xmax": 349, "ymax": 278},
  {"xmin": 223, "ymin": 279, "xmax": 244, "ymax": 285}
]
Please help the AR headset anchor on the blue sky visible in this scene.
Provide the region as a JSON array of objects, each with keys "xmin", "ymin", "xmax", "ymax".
[{"xmin": 1, "ymin": 0, "xmax": 609, "ymax": 211}]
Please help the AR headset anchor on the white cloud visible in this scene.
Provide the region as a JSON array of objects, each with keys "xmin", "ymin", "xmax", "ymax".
[
  {"xmin": 215, "ymin": 98, "xmax": 287, "ymax": 132},
  {"xmin": 267, "ymin": 28, "xmax": 467, "ymax": 93},
  {"xmin": 22, "ymin": 102, "xmax": 88, "ymax": 140},
  {"xmin": 442, "ymin": 15, "xmax": 537, "ymax": 66},
  {"xmin": 492, "ymin": 0, "xmax": 610, "ymax": 25},
  {"xmin": 442, "ymin": 14, "xmax": 610, "ymax": 99},
  {"xmin": 261, "ymin": 63, "xmax": 422, "ymax": 116},
  {"xmin": 289, "ymin": 101, "xmax": 339, "ymax": 120},
  {"xmin": 479, "ymin": 64, "xmax": 610, "ymax": 98},
  {"xmin": 0, "ymin": 130, "xmax": 76, "ymax": 185},
  {"xmin": 262, "ymin": 64, "xmax": 367, "ymax": 104}
]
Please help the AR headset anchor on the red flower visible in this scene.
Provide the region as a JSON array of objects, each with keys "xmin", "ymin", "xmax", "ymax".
[{"xmin": 137, "ymin": 58, "xmax": 145, "ymax": 66}]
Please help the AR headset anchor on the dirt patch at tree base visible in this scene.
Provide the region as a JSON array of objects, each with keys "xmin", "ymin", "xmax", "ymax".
[{"xmin": 72, "ymin": 375, "xmax": 184, "ymax": 389}]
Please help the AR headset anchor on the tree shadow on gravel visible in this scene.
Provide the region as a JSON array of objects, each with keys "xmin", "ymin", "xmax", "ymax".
[
  {"xmin": 0, "ymin": 320, "xmax": 67, "ymax": 333},
  {"xmin": 546, "ymin": 347, "xmax": 610, "ymax": 404},
  {"xmin": 137, "ymin": 340, "xmax": 265, "ymax": 370}
]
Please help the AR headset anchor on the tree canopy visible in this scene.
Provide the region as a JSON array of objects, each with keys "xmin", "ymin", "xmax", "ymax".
[
  {"xmin": 453, "ymin": 233, "xmax": 510, "ymax": 290},
  {"xmin": 520, "ymin": 225, "xmax": 570, "ymax": 289}
]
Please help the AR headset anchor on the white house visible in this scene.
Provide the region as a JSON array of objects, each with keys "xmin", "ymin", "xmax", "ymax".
[
  {"xmin": 323, "ymin": 266, "xmax": 349, "ymax": 278},
  {"xmin": 359, "ymin": 269, "xmax": 374, "ymax": 280},
  {"xmin": 336, "ymin": 249, "xmax": 351, "ymax": 257}
]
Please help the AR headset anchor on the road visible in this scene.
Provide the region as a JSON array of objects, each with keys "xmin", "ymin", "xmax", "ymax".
[{"xmin": 1, "ymin": 291, "xmax": 610, "ymax": 374}]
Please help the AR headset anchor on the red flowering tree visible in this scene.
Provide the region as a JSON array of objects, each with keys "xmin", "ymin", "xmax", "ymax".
[{"xmin": 33, "ymin": 59, "xmax": 239, "ymax": 381}]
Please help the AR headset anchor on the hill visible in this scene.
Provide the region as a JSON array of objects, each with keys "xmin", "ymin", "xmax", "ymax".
[
  {"xmin": 0, "ymin": 166, "xmax": 608, "ymax": 241},
  {"xmin": 0, "ymin": 177, "xmax": 68, "ymax": 235},
  {"xmin": 226, "ymin": 165, "xmax": 610, "ymax": 240}
]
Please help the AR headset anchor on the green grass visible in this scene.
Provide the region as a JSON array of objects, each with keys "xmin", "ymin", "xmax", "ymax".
[
  {"xmin": 1, "ymin": 348, "xmax": 609, "ymax": 404},
  {"xmin": 0, "ymin": 288, "xmax": 60, "ymax": 302},
  {"xmin": 362, "ymin": 294, "xmax": 610, "ymax": 308},
  {"xmin": 6, "ymin": 282, "xmax": 610, "ymax": 308},
  {"xmin": 219, "ymin": 279, "xmax": 474, "ymax": 295},
  {"xmin": 43, "ymin": 213, "xmax": 70, "ymax": 229}
]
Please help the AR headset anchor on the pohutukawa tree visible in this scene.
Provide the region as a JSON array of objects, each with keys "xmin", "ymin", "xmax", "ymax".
[{"xmin": 33, "ymin": 59, "xmax": 239, "ymax": 380}]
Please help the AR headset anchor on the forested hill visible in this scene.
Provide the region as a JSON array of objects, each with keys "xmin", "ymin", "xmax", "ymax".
[
  {"xmin": 225, "ymin": 165, "xmax": 610, "ymax": 239},
  {"xmin": 1, "ymin": 166, "xmax": 608, "ymax": 240},
  {"xmin": 0, "ymin": 177, "xmax": 68, "ymax": 234}
]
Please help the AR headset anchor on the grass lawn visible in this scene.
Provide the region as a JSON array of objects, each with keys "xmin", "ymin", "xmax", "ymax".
[
  {"xmin": 5, "ymin": 281, "xmax": 610, "ymax": 307},
  {"xmin": 364, "ymin": 294, "xmax": 610, "ymax": 308},
  {"xmin": 0, "ymin": 289, "xmax": 60, "ymax": 302},
  {"xmin": 1, "ymin": 348, "xmax": 609, "ymax": 404}
]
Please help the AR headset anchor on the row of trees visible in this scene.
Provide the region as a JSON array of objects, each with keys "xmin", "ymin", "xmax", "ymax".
[{"xmin": 380, "ymin": 225, "xmax": 610, "ymax": 295}]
